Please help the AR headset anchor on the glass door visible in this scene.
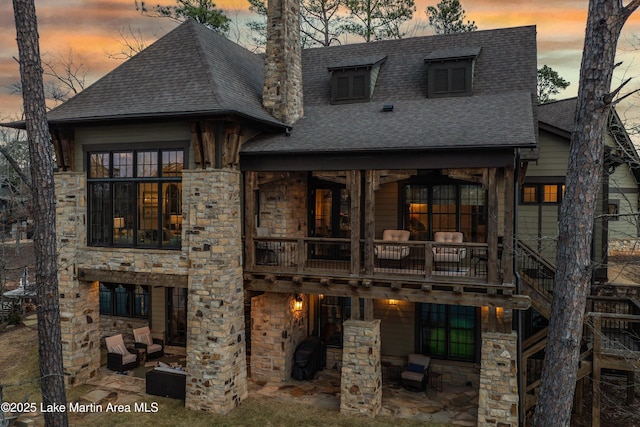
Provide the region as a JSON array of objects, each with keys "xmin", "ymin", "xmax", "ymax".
[
  {"xmin": 309, "ymin": 180, "xmax": 351, "ymax": 259},
  {"xmin": 167, "ymin": 287, "xmax": 187, "ymax": 346}
]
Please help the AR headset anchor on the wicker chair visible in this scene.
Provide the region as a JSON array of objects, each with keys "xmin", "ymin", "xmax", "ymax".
[
  {"xmin": 374, "ymin": 229, "xmax": 411, "ymax": 267},
  {"xmin": 133, "ymin": 326, "xmax": 164, "ymax": 359},
  {"xmin": 105, "ymin": 334, "xmax": 139, "ymax": 372}
]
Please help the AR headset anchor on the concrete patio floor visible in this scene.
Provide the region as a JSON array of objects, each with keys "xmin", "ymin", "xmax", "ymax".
[{"xmin": 14, "ymin": 364, "xmax": 478, "ymax": 426}]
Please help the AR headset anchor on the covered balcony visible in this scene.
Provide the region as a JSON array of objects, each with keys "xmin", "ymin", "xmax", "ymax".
[{"xmin": 243, "ymin": 168, "xmax": 528, "ymax": 312}]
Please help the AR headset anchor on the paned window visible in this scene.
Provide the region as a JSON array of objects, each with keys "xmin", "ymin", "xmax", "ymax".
[
  {"xmin": 87, "ymin": 148, "xmax": 184, "ymax": 248},
  {"xmin": 99, "ymin": 283, "xmax": 149, "ymax": 318},
  {"xmin": 520, "ymin": 183, "xmax": 564, "ymax": 205},
  {"xmin": 418, "ymin": 303, "xmax": 477, "ymax": 362}
]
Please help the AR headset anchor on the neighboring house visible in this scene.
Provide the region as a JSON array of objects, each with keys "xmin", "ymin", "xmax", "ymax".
[
  {"xmin": 4, "ymin": 11, "xmax": 545, "ymax": 426},
  {"xmin": 520, "ymin": 98, "xmax": 640, "ymax": 280}
]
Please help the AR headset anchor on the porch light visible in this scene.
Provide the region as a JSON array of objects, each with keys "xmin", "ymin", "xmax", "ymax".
[
  {"xmin": 294, "ymin": 294, "xmax": 303, "ymax": 311},
  {"xmin": 388, "ymin": 299, "xmax": 397, "ymax": 305}
]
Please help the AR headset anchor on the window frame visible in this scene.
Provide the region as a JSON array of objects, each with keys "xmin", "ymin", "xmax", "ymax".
[
  {"xmin": 99, "ymin": 282, "xmax": 149, "ymax": 319},
  {"xmin": 427, "ymin": 59, "xmax": 473, "ymax": 98},
  {"xmin": 520, "ymin": 182, "xmax": 565, "ymax": 206},
  {"xmin": 86, "ymin": 143, "xmax": 187, "ymax": 249},
  {"xmin": 416, "ymin": 303, "xmax": 479, "ymax": 363},
  {"xmin": 330, "ymin": 69, "xmax": 371, "ymax": 104}
]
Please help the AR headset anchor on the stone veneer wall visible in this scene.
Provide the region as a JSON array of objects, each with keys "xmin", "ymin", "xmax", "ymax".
[
  {"xmin": 477, "ymin": 332, "xmax": 519, "ymax": 427},
  {"xmin": 251, "ymin": 292, "xmax": 308, "ymax": 382},
  {"xmin": 258, "ymin": 172, "xmax": 307, "ymax": 238},
  {"xmin": 182, "ymin": 169, "xmax": 248, "ymax": 414},
  {"xmin": 609, "ymin": 238, "xmax": 640, "ymax": 256},
  {"xmin": 100, "ymin": 316, "xmax": 149, "ymax": 345},
  {"xmin": 56, "ymin": 172, "xmax": 101, "ymax": 386},
  {"xmin": 340, "ymin": 320, "xmax": 382, "ymax": 418}
]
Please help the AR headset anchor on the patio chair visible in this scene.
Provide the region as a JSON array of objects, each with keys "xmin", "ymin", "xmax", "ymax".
[
  {"xmin": 432, "ymin": 231, "xmax": 467, "ymax": 271},
  {"xmin": 400, "ymin": 353, "xmax": 431, "ymax": 391},
  {"xmin": 133, "ymin": 326, "xmax": 164, "ymax": 359},
  {"xmin": 374, "ymin": 229, "xmax": 411, "ymax": 267},
  {"xmin": 105, "ymin": 334, "xmax": 139, "ymax": 372}
]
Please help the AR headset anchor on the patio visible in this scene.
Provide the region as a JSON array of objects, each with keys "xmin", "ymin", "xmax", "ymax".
[{"xmin": 59, "ymin": 363, "xmax": 478, "ymax": 425}]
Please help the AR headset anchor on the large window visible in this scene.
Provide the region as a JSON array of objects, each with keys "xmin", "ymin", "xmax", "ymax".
[
  {"xmin": 99, "ymin": 282, "xmax": 149, "ymax": 318},
  {"xmin": 404, "ymin": 183, "xmax": 486, "ymax": 242},
  {"xmin": 87, "ymin": 148, "xmax": 184, "ymax": 248},
  {"xmin": 417, "ymin": 303, "xmax": 478, "ymax": 362}
]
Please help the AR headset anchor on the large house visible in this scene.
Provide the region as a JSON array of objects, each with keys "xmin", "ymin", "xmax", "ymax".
[{"xmin": 15, "ymin": 4, "xmax": 640, "ymax": 424}]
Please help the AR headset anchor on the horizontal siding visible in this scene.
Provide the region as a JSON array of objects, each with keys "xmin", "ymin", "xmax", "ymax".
[
  {"xmin": 375, "ymin": 182, "xmax": 399, "ymax": 239},
  {"xmin": 375, "ymin": 299, "xmax": 415, "ymax": 357},
  {"xmin": 527, "ymin": 131, "xmax": 569, "ymax": 177}
]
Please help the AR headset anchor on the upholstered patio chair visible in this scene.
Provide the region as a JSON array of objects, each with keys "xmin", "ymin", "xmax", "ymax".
[
  {"xmin": 401, "ymin": 353, "xmax": 431, "ymax": 391},
  {"xmin": 432, "ymin": 231, "xmax": 467, "ymax": 271},
  {"xmin": 105, "ymin": 334, "xmax": 139, "ymax": 372},
  {"xmin": 374, "ymin": 229, "xmax": 411, "ymax": 267},
  {"xmin": 133, "ymin": 326, "xmax": 164, "ymax": 359}
]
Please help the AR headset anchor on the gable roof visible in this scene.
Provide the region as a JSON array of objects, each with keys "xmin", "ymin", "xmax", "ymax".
[
  {"xmin": 538, "ymin": 98, "xmax": 640, "ymax": 182},
  {"xmin": 44, "ymin": 19, "xmax": 285, "ymax": 129}
]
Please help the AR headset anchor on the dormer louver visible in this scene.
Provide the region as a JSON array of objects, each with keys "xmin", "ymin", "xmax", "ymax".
[
  {"xmin": 328, "ymin": 55, "xmax": 387, "ymax": 104},
  {"xmin": 424, "ymin": 47, "xmax": 481, "ymax": 98}
]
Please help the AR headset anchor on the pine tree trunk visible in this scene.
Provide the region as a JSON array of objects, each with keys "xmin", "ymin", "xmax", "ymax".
[
  {"xmin": 533, "ymin": 1, "xmax": 640, "ymax": 426},
  {"xmin": 12, "ymin": 1, "xmax": 68, "ymax": 426}
]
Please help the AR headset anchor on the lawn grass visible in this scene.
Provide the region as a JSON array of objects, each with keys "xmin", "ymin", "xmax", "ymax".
[
  {"xmin": 2, "ymin": 325, "xmax": 452, "ymax": 427},
  {"xmin": 70, "ymin": 395, "xmax": 445, "ymax": 427}
]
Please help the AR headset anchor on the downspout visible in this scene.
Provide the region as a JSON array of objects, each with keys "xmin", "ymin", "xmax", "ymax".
[{"xmin": 515, "ymin": 148, "xmax": 525, "ymax": 426}]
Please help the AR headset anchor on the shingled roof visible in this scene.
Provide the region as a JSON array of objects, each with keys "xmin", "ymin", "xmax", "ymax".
[
  {"xmin": 45, "ymin": 19, "xmax": 285, "ymax": 128},
  {"xmin": 537, "ymin": 98, "xmax": 577, "ymax": 136},
  {"xmin": 244, "ymin": 25, "xmax": 538, "ymax": 154}
]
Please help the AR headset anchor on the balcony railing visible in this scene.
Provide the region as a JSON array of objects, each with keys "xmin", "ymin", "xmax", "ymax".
[{"xmin": 250, "ymin": 236, "xmax": 494, "ymax": 284}]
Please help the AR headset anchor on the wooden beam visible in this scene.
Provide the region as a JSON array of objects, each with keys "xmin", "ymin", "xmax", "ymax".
[
  {"xmin": 202, "ymin": 120, "xmax": 216, "ymax": 168},
  {"xmin": 442, "ymin": 168, "xmax": 487, "ymax": 185},
  {"xmin": 189, "ymin": 121, "xmax": 204, "ymax": 168},
  {"xmin": 364, "ymin": 170, "xmax": 376, "ymax": 275},
  {"xmin": 244, "ymin": 171, "xmax": 257, "ymax": 269},
  {"xmin": 244, "ymin": 278, "xmax": 531, "ymax": 309},
  {"xmin": 348, "ymin": 170, "xmax": 362, "ymax": 276},
  {"xmin": 487, "ymin": 168, "xmax": 499, "ymax": 284},
  {"xmin": 363, "ymin": 298, "xmax": 374, "ymax": 321},
  {"xmin": 352, "ymin": 297, "xmax": 361, "ymax": 320},
  {"xmin": 77, "ymin": 268, "xmax": 188, "ymax": 287},
  {"xmin": 503, "ymin": 167, "xmax": 515, "ymax": 284}
]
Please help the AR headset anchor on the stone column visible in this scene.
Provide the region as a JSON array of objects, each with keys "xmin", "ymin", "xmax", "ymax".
[
  {"xmin": 55, "ymin": 172, "xmax": 101, "ymax": 386},
  {"xmin": 250, "ymin": 292, "xmax": 308, "ymax": 382},
  {"xmin": 183, "ymin": 169, "xmax": 248, "ymax": 413},
  {"xmin": 340, "ymin": 319, "xmax": 382, "ymax": 417},
  {"xmin": 477, "ymin": 331, "xmax": 519, "ymax": 427}
]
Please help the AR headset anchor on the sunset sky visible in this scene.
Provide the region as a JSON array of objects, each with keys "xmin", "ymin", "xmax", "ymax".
[{"xmin": 2, "ymin": 0, "xmax": 640, "ymax": 122}]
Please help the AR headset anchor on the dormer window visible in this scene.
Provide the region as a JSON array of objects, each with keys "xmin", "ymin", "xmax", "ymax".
[
  {"xmin": 328, "ymin": 55, "xmax": 387, "ymax": 104},
  {"xmin": 425, "ymin": 47, "xmax": 481, "ymax": 98}
]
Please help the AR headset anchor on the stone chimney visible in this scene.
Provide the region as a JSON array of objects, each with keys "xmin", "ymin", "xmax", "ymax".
[{"xmin": 263, "ymin": 0, "xmax": 303, "ymax": 126}]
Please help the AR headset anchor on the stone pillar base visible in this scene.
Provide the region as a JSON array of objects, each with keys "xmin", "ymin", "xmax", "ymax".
[
  {"xmin": 478, "ymin": 331, "xmax": 519, "ymax": 427},
  {"xmin": 340, "ymin": 320, "xmax": 382, "ymax": 417}
]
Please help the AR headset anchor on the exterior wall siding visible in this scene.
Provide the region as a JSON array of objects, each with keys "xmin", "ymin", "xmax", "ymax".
[{"xmin": 375, "ymin": 182, "xmax": 399, "ymax": 238}]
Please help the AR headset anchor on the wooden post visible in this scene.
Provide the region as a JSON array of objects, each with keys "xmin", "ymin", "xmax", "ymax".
[
  {"xmin": 244, "ymin": 171, "xmax": 257, "ymax": 269},
  {"xmin": 297, "ymin": 237, "xmax": 306, "ymax": 272},
  {"xmin": 487, "ymin": 168, "xmax": 498, "ymax": 284},
  {"xmin": 202, "ymin": 120, "xmax": 216, "ymax": 168},
  {"xmin": 503, "ymin": 167, "xmax": 514, "ymax": 284},
  {"xmin": 348, "ymin": 170, "xmax": 362, "ymax": 276},
  {"xmin": 351, "ymin": 297, "xmax": 361, "ymax": 320},
  {"xmin": 593, "ymin": 315, "xmax": 601, "ymax": 427},
  {"xmin": 363, "ymin": 298, "xmax": 374, "ymax": 321},
  {"xmin": 627, "ymin": 371, "xmax": 635, "ymax": 405},
  {"xmin": 364, "ymin": 170, "xmax": 376, "ymax": 275}
]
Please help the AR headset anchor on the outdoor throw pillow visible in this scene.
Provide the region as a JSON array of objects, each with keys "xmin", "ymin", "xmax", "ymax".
[
  {"xmin": 139, "ymin": 333, "xmax": 152, "ymax": 346},
  {"xmin": 407, "ymin": 363, "xmax": 424, "ymax": 373}
]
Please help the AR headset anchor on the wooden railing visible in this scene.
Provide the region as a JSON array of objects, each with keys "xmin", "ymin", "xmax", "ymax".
[{"xmin": 249, "ymin": 236, "xmax": 493, "ymax": 283}]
